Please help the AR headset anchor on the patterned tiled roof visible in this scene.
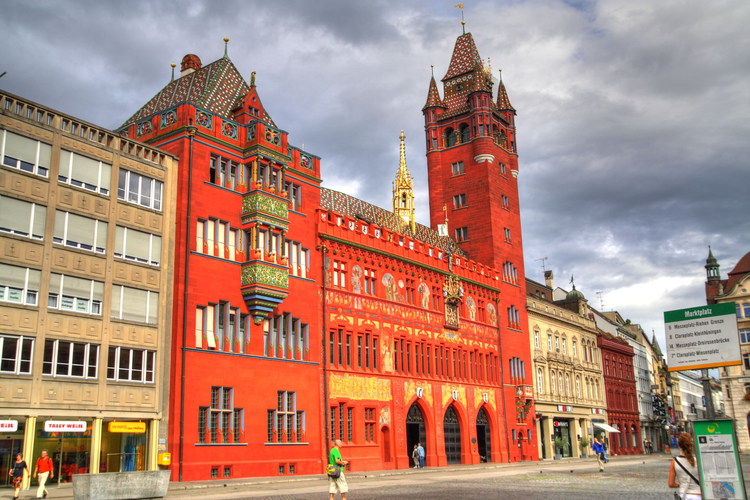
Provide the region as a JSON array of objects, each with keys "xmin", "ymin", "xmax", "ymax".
[
  {"xmin": 442, "ymin": 33, "xmax": 482, "ymax": 81},
  {"xmin": 120, "ymin": 56, "xmax": 275, "ymax": 128},
  {"xmin": 320, "ymin": 188, "xmax": 466, "ymax": 257},
  {"xmin": 422, "ymin": 76, "xmax": 445, "ymax": 110},
  {"xmin": 496, "ymin": 71, "xmax": 515, "ymax": 111}
]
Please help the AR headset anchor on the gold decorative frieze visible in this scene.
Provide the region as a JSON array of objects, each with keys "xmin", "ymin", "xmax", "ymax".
[
  {"xmin": 441, "ymin": 384, "xmax": 467, "ymax": 409},
  {"xmin": 473, "ymin": 387, "xmax": 496, "ymax": 410},
  {"xmin": 329, "ymin": 373, "xmax": 392, "ymax": 401},
  {"xmin": 404, "ymin": 380, "xmax": 433, "ymax": 406}
]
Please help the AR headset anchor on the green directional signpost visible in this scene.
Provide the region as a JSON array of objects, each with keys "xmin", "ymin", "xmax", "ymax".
[
  {"xmin": 693, "ymin": 420, "xmax": 746, "ymax": 499},
  {"xmin": 664, "ymin": 302, "xmax": 741, "ymax": 371}
]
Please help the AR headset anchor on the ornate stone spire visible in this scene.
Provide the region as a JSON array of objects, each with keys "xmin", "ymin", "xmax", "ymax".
[{"xmin": 392, "ymin": 130, "xmax": 416, "ymax": 232}]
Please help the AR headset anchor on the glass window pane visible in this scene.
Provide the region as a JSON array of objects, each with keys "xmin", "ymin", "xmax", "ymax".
[
  {"xmin": 0, "ymin": 263, "xmax": 28, "ymax": 289},
  {"xmin": 4, "ymin": 131, "xmax": 39, "ymax": 164},
  {"xmin": 65, "ymin": 212, "xmax": 95, "ymax": 247},
  {"xmin": 0, "ymin": 196, "xmax": 32, "ymax": 235},
  {"xmin": 121, "ymin": 287, "xmax": 147, "ymax": 322}
]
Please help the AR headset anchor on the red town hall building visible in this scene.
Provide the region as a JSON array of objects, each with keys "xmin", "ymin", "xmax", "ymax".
[
  {"xmin": 117, "ymin": 29, "xmax": 536, "ymax": 481},
  {"xmin": 598, "ymin": 332, "xmax": 640, "ymax": 455}
]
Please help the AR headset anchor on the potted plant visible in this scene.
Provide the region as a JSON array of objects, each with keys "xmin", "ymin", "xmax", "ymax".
[
  {"xmin": 579, "ymin": 436, "xmax": 590, "ymax": 458},
  {"xmin": 554, "ymin": 436, "xmax": 565, "ymax": 460}
]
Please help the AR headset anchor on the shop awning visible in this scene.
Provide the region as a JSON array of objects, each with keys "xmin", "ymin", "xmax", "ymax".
[{"xmin": 593, "ymin": 422, "xmax": 620, "ymax": 433}]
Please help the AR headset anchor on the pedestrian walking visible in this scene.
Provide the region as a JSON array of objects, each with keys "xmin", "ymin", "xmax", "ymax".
[
  {"xmin": 328, "ymin": 439, "xmax": 349, "ymax": 500},
  {"xmin": 9, "ymin": 453, "xmax": 29, "ymax": 500},
  {"xmin": 668, "ymin": 433, "xmax": 701, "ymax": 500},
  {"xmin": 33, "ymin": 449, "xmax": 54, "ymax": 499},
  {"xmin": 412, "ymin": 444, "xmax": 419, "ymax": 468},
  {"xmin": 417, "ymin": 442, "xmax": 425, "ymax": 468},
  {"xmin": 592, "ymin": 436, "xmax": 606, "ymax": 472}
]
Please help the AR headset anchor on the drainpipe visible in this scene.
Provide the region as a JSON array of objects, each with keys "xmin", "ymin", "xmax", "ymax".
[
  {"xmin": 320, "ymin": 243, "xmax": 330, "ymax": 467},
  {"xmin": 178, "ymin": 122, "xmax": 197, "ymax": 482},
  {"xmin": 495, "ymin": 297, "xmax": 512, "ymax": 463}
]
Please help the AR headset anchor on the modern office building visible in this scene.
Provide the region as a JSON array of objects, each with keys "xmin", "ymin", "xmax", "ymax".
[{"xmin": 0, "ymin": 90, "xmax": 177, "ymax": 485}]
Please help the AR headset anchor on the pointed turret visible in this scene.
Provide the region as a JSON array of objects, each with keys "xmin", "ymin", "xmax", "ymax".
[
  {"xmin": 496, "ymin": 69, "xmax": 515, "ymax": 111},
  {"xmin": 392, "ymin": 130, "xmax": 416, "ymax": 232},
  {"xmin": 705, "ymin": 246, "xmax": 720, "ymax": 281},
  {"xmin": 423, "ymin": 75, "xmax": 445, "ymax": 110}
]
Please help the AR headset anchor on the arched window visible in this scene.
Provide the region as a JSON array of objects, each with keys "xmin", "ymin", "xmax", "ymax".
[
  {"xmin": 550, "ymin": 372, "xmax": 556, "ymax": 395},
  {"xmin": 445, "ymin": 128, "xmax": 456, "ymax": 147},
  {"xmin": 537, "ymin": 367, "xmax": 545, "ymax": 394},
  {"xmin": 459, "ymin": 123, "xmax": 470, "ymax": 143},
  {"xmin": 565, "ymin": 373, "xmax": 571, "ymax": 396},
  {"xmin": 575, "ymin": 375, "xmax": 581, "ymax": 398},
  {"xmin": 534, "ymin": 329, "xmax": 540, "ymax": 349},
  {"xmin": 558, "ymin": 371, "xmax": 564, "ymax": 395}
]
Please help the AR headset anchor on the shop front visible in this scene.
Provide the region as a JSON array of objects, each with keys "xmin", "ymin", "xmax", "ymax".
[
  {"xmin": 1, "ymin": 416, "xmax": 158, "ymax": 487},
  {"xmin": 553, "ymin": 418, "xmax": 573, "ymax": 458}
]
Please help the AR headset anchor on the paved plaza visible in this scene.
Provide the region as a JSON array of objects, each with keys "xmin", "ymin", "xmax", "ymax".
[{"xmin": 13, "ymin": 454, "xmax": 750, "ymax": 500}]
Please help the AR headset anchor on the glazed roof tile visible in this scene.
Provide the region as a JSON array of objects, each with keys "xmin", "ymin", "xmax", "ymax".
[
  {"xmin": 320, "ymin": 188, "xmax": 466, "ymax": 257},
  {"xmin": 422, "ymin": 76, "xmax": 445, "ymax": 110},
  {"xmin": 442, "ymin": 33, "xmax": 482, "ymax": 81},
  {"xmin": 120, "ymin": 56, "xmax": 275, "ymax": 128}
]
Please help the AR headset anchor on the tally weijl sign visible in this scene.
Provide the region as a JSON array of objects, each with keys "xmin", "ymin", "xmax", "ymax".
[
  {"xmin": 664, "ymin": 302, "xmax": 741, "ymax": 371},
  {"xmin": 44, "ymin": 421, "xmax": 87, "ymax": 433}
]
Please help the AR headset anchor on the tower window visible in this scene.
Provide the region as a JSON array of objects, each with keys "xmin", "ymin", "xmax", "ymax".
[
  {"xmin": 504, "ymin": 228, "xmax": 512, "ymax": 242},
  {"xmin": 502, "ymin": 195, "xmax": 510, "ymax": 209},
  {"xmin": 452, "ymin": 194, "xmax": 466, "ymax": 209},
  {"xmin": 455, "ymin": 227, "xmax": 468, "ymax": 242},
  {"xmin": 445, "ymin": 128, "xmax": 456, "ymax": 147},
  {"xmin": 451, "ymin": 161, "xmax": 464, "ymax": 176},
  {"xmin": 459, "ymin": 124, "xmax": 470, "ymax": 143}
]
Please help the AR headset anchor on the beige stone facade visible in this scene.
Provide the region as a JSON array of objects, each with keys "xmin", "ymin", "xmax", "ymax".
[
  {"xmin": 708, "ymin": 252, "xmax": 750, "ymax": 451},
  {"xmin": 527, "ymin": 283, "xmax": 607, "ymax": 459},
  {"xmin": 0, "ymin": 90, "xmax": 176, "ymax": 482}
]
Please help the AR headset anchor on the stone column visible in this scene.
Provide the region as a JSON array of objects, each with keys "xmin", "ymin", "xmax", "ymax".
[{"xmin": 90, "ymin": 418, "xmax": 102, "ymax": 474}]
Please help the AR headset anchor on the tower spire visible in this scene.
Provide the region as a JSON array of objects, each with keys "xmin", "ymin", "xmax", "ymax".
[
  {"xmin": 456, "ymin": 4, "xmax": 466, "ymax": 34},
  {"xmin": 705, "ymin": 246, "xmax": 721, "ymax": 281},
  {"xmin": 392, "ymin": 130, "xmax": 416, "ymax": 232},
  {"xmin": 223, "ymin": 37, "xmax": 230, "ymax": 57}
]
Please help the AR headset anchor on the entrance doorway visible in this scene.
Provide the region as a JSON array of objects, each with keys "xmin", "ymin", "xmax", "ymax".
[
  {"xmin": 406, "ymin": 404, "xmax": 426, "ymax": 466},
  {"xmin": 0, "ymin": 439, "xmax": 23, "ymax": 487},
  {"xmin": 443, "ymin": 405, "xmax": 461, "ymax": 464},
  {"xmin": 553, "ymin": 419, "xmax": 572, "ymax": 458},
  {"xmin": 476, "ymin": 407, "xmax": 491, "ymax": 463}
]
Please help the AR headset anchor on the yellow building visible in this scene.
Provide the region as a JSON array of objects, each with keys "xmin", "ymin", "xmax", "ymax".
[
  {"xmin": 527, "ymin": 273, "xmax": 607, "ymax": 459},
  {"xmin": 0, "ymin": 90, "xmax": 176, "ymax": 483},
  {"xmin": 706, "ymin": 249, "xmax": 750, "ymax": 451}
]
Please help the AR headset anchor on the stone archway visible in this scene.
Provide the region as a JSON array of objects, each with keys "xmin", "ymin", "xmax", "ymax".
[{"xmin": 476, "ymin": 407, "xmax": 492, "ymax": 463}]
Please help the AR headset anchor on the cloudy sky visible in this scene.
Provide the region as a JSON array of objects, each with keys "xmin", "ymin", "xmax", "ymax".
[{"xmin": 2, "ymin": 0, "xmax": 748, "ymax": 350}]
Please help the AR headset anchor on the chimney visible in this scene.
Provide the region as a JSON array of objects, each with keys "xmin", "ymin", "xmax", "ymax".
[
  {"xmin": 180, "ymin": 54, "xmax": 202, "ymax": 77},
  {"xmin": 544, "ymin": 270, "xmax": 554, "ymax": 288}
]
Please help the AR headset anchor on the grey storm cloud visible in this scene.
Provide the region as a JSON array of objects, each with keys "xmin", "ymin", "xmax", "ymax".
[{"xmin": 1, "ymin": 0, "xmax": 748, "ymax": 349}]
